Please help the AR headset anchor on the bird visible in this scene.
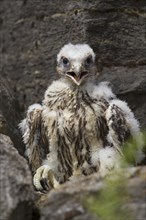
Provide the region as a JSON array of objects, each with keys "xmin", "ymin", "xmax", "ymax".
[{"xmin": 19, "ymin": 43, "xmax": 143, "ymax": 192}]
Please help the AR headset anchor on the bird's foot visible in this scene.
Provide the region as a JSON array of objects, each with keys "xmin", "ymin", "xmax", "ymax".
[{"xmin": 33, "ymin": 165, "xmax": 59, "ymax": 193}]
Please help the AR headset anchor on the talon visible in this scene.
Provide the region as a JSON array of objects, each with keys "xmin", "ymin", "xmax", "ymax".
[
  {"xmin": 40, "ymin": 178, "xmax": 50, "ymax": 191},
  {"xmin": 48, "ymin": 170, "xmax": 60, "ymax": 188},
  {"xmin": 33, "ymin": 167, "xmax": 44, "ymax": 191},
  {"xmin": 33, "ymin": 165, "xmax": 60, "ymax": 192}
]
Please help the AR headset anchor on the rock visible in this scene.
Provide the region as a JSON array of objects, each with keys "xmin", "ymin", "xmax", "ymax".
[
  {"xmin": 36, "ymin": 166, "xmax": 146, "ymax": 220},
  {"xmin": 0, "ymin": 110, "xmax": 8, "ymax": 135},
  {"xmin": 37, "ymin": 174, "xmax": 103, "ymax": 220},
  {"xmin": 0, "ymin": 77, "xmax": 25, "ymax": 156},
  {"xmin": 0, "ymin": 134, "xmax": 39, "ymax": 220},
  {"xmin": 126, "ymin": 167, "xmax": 146, "ymax": 220},
  {"xmin": 0, "ymin": 0, "xmax": 146, "ymax": 129}
]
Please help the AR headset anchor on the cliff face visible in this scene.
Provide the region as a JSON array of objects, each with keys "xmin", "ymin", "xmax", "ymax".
[
  {"xmin": 0, "ymin": 0, "xmax": 146, "ymax": 128},
  {"xmin": 0, "ymin": 134, "xmax": 37, "ymax": 220},
  {"xmin": 0, "ymin": 1, "xmax": 146, "ymax": 220}
]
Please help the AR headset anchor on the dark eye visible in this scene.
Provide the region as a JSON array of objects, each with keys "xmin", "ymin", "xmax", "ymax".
[
  {"xmin": 62, "ymin": 57, "xmax": 69, "ymax": 66},
  {"xmin": 86, "ymin": 56, "xmax": 93, "ymax": 65}
]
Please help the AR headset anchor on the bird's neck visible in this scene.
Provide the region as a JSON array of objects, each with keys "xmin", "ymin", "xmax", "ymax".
[
  {"xmin": 60, "ymin": 77, "xmax": 95, "ymax": 92},
  {"xmin": 43, "ymin": 78, "xmax": 95, "ymax": 108}
]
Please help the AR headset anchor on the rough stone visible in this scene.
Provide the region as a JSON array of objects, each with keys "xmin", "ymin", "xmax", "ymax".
[
  {"xmin": 0, "ymin": 134, "xmax": 38, "ymax": 220},
  {"xmin": 0, "ymin": 77, "xmax": 25, "ymax": 156},
  {"xmin": 37, "ymin": 166, "xmax": 146, "ymax": 220}
]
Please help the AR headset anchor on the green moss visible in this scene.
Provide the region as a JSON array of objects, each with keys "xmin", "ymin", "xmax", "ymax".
[
  {"xmin": 84, "ymin": 131, "xmax": 146, "ymax": 220},
  {"xmin": 84, "ymin": 174, "xmax": 132, "ymax": 220},
  {"xmin": 122, "ymin": 130, "xmax": 146, "ymax": 165}
]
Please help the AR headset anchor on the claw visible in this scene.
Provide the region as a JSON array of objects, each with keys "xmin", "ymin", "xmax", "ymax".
[
  {"xmin": 33, "ymin": 165, "xmax": 60, "ymax": 191},
  {"xmin": 40, "ymin": 178, "xmax": 50, "ymax": 191},
  {"xmin": 33, "ymin": 166, "xmax": 45, "ymax": 190}
]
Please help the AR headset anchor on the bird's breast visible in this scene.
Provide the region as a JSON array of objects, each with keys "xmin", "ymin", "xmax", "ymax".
[
  {"xmin": 43, "ymin": 91, "xmax": 109, "ymax": 179},
  {"xmin": 44, "ymin": 92, "xmax": 108, "ymax": 147}
]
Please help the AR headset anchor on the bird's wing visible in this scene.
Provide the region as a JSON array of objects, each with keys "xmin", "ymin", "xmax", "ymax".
[
  {"xmin": 19, "ymin": 104, "xmax": 49, "ymax": 173},
  {"xmin": 105, "ymin": 99, "xmax": 144, "ymax": 162}
]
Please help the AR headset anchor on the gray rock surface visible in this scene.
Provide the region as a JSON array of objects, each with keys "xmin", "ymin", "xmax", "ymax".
[
  {"xmin": 0, "ymin": 77, "xmax": 25, "ymax": 156},
  {"xmin": 0, "ymin": 134, "xmax": 38, "ymax": 220},
  {"xmin": 37, "ymin": 166, "xmax": 146, "ymax": 220},
  {"xmin": 0, "ymin": 0, "xmax": 146, "ymax": 128}
]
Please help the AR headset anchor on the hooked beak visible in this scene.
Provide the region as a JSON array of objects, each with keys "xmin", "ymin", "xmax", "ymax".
[{"xmin": 66, "ymin": 71, "xmax": 89, "ymax": 85}]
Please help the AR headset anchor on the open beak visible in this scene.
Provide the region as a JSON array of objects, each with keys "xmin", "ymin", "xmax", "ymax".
[{"xmin": 66, "ymin": 71, "xmax": 89, "ymax": 85}]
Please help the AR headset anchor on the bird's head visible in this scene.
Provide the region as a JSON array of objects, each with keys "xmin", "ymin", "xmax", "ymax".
[{"xmin": 56, "ymin": 43, "xmax": 97, "ymax": 86}]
